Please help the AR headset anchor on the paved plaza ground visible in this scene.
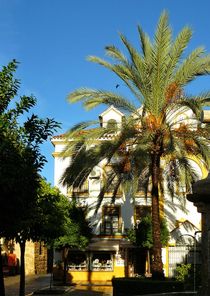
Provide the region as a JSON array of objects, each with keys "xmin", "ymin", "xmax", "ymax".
[
  {"xmin": 4, "ymin": 274, "xmax": 197, "ymax": 296},
  {"xmin": 4, "ymin": 274, "xmax": 113, "ymax": 296}
]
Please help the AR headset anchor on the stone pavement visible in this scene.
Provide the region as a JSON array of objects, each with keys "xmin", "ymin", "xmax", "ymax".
[
  {"xmin": 4, "ymin": 274, "xmax": 52, "ymax": 296},
  {"xmin": 4, "ymin": 274, "xmax": 113, "ymax": 296},
  {"xmin": 4, "ymin": 275, "xmax": 196, "ymax": 296},
  {"xmin": 66, "ymin": 285, "xmax": 112, "ymax": 296}
]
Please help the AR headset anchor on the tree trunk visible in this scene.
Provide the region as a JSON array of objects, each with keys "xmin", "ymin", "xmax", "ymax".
[
  {"xmin": 0, "ymin": 246, "xmax": 5, "ymax": 296},
  {"xmin": 63, "ymin": 247, "xmax": 69, "ymax": 285},
  {"xmin": 151, "ymin": 151, "xmax": 164, "ymax": 279},
  {"xmin": 19, "ymin": 240, "xmax": 26, "ymax": 296},
  {"xmin": 48, "ymin": 248, "xmax": 54, "ymax": 289}
]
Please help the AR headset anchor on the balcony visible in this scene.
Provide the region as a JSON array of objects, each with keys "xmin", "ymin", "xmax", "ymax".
[
  {"xmin": 99, "ymin": 221, "xmax": 123, "ymax": 236},
  {"xmin": 103, "ymin": 182, "xmax": 122, "ymax": 197},
  {"xmin": 135, "ymin": 181, "xmax": 152, "ymax": 197},
  {"xmin": 67, "ymin": 182, "xmax": 89, "ymax": 197}
]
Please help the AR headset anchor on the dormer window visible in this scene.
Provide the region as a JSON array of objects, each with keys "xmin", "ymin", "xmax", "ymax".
[
  {"xmin": 89, "ymin": 167, "xmax": 101, "ymax": 180},
  {"xmin": 99, "ymin": 105, "xmax": 124, "ymax": 128}
]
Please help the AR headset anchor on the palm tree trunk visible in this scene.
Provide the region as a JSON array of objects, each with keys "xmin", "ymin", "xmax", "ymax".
[
  {"xmin": 19, "ymin": 240, "xmax": 26, "ymax": 296},
  {"xmin": 0, "ymin": 246, "xmax": 5, "ymax": 296},
  {"xmin": 151, "ymin": 151, "xmax": 164, "ymax": 279}
]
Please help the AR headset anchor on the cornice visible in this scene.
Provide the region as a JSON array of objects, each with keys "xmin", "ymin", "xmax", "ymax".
[{"xmin": 52, "ymin": 152, "xmax": 63, "ymax": 158}]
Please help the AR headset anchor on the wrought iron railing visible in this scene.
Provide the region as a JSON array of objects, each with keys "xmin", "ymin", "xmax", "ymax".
[
  {"xmin": 67, "ymin": 182, "xmax": 89, "ymax": 196},
  {"xmin": 99, "ymin": 222, "xmax": 123, "ymax": 235}
]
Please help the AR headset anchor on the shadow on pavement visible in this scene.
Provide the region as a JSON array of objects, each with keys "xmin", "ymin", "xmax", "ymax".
[
  {"xmin": 4, "ymin": 275, "xmax": 113, "ymax": 296},
  {"xmin": 4, "ymin": 274, "xmax": 51, "ymax": 296},
  {"xmin": 69, "ymin": 285, "xmax": 112, "ymax": 296},
  {"xmin": 68, "ymin": 289, "xmax": 109, "ymax": 296}
]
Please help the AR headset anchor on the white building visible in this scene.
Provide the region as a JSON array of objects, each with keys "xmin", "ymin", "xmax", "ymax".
[{"xmin": 51, "ymin": 106, "xmax": 209, "ymax": 282}]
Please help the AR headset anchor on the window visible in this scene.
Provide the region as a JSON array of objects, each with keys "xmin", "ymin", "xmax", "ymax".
[
  {"xmin": 67, "ymin": 252, "xmax": 88, "ymax": 271},
  {"xmin": 66, "ymin": 252, "xmax": 114, "ymax": 272},
  {"xmin": 107, "ymin": 119, "xmax": 117, "ymax": 129},
  {"xmin": 102, "ymin": 206, "xmax": 121, "ymax": 235},
  {"xmin": 91, "ymin": 253, "xmax": 113, "ymax": 271},
  {"xmin": 135, "ymin": 206, "xmax": 151, "ymax": 224}
]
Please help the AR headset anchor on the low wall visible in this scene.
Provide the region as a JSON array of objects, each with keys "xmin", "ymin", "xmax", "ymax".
[
  {"xmin": 112, "ymin": 278, "xmax": 185, "ymax": 296},
  {"xmin": 141, "ymin": 293, "xmax": 197, "ymax": 296}
]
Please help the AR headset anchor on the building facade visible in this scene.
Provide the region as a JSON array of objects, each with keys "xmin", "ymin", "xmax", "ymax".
[
  {"xmin": 51, "ymin": 106, "xmax": 210, "ymax": 283},
  {"xmin": 1, "ymin": 239, "xmax": 48, "ymax": 276}
]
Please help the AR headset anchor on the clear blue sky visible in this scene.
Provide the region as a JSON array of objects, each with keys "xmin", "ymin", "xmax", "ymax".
[{"xmin": 1, "ymin": 0, "xmax": 210, "ymax": 185}]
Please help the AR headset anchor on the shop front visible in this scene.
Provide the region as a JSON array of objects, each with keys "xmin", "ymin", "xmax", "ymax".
[
  {"xmin": 53, "ymin": 239, "xmax": 132, "ymax": 284},
  {"xmin": 67, "ymin": 240, "xmax": 125, "ymax": 283}
]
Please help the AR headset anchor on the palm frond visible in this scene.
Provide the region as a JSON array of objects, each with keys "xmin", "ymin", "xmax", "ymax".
[
  {"xmin": 94, "ymin": 172, "xmax": 117, "ymax": 213},
  {"xmin": 105, "ymin": 45, "xmax": 128, "ymax": 62},
  {"xmin": 165, "ymin": 26, "xmax": 192, "ymax": 82},
  {"xmin": 87, "ymin": 55, "xmax": 144, "ymax": 102},
  {"xmin": 138, "ymin": 25, "xmax": 152, "ymax": 60},
  {"xmin": 174, "ymin": 47, "xmax": 210, "ymax": 86},
  {"xmin": 153, "ymin": 11, "xmax": 171, "ymax": 71},
  {"xmin": 119, "ymin": 33, "xmax": 152, "ymax": 101},
  {"xmin": 193, "ymin": 136, "xmax": 210, "ymax": 166},
  {"xmin": 66, "ymin": 120, "xmax": 98, "ymax": 133},
  {"xmin": 87, "ymin": 55, "xmax": 135, "ymax": 86},
  {"xmin": 150, "ymin": 11, "xmax": 172, "ymax": 114},
  {"xmin": 68, "ymin": 88, "xmax": 137, "ymax": 113},
  {"xmin": 186, "ymin": 92, "xmax": 210, "ymax": 109},
  {"xmin": 62, "ymin": 122, "xmax": 107, "ymax": 157},
  {"xmin": 177, "ymin": 157, "xmax": 200, "ymax": 191}
]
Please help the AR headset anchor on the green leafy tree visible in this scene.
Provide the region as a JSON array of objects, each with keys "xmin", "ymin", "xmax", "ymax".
[
  {"xmin": 54, "ymin": 203, "xmax": 92, "ymax": 284},
  {"xmin": 0, "ymin": 60, "xmax": 60, "ymax": 296},
  {"xmin": 128, "ymin": 216, "xmax": 169, "ymax": 248},
  {"xmin": 0, "ymin": 60, "xmax": 35, "ymax": 296},
  {"xmin": 33, "ymin": 179, "xmax": 69, "ymax": 245},
  {"xmin": 32, "ymin": 179, "xmax": 71, "ymax": 288},
  {"xmin": 128, "ymin": 216, "xmax": 169, "ymax": 275},
  {"xmin": 61, "ymin": 12, "xmax": 210, "ymax": 279}
]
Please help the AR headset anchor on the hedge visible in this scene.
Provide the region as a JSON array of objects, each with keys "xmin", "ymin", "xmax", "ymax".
[{"xmin": 112, "ymin": 278, "xmax": 185, "ymax": 296}]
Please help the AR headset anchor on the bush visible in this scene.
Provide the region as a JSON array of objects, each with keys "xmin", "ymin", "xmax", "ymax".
[
  {"xmin": 175, "ymin": 264, "xmax": 191, "ymax": 282},
  {"xmin": 175, "ymin": 263, "xmax": 201, "ymax": 290}
]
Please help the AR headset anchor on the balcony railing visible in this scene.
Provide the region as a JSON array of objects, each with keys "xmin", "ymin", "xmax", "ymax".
[
  {"xmin": 103, "ymin": 182, "xmax": 122, "ymax": 196},
  {"xmin": 67, "ymin": 182, "xmax": 89, "ymax": 196},
  {"xmin": 99, "ymin": 222, "xmax": 123, "ymax": 235},
  {"xmin": 135, "ymin": 182, "xmax": 152, "ymax": 197}
]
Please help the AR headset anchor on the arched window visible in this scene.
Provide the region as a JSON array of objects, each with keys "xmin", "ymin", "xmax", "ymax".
[{"xmin": 107, "ymin": 119, "xmax": 117, "ymax": 129}]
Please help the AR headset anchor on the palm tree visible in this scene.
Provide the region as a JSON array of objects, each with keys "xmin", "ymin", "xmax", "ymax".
[{"xmin": 62, "ymin": 11, "xmax": 210, "ymax": 278}]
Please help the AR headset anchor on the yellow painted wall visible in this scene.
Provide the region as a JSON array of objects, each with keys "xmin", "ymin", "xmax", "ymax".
[
  {"xmin": 68, "ymin": 266, "xmax": 125, "ymax": 283},
  {"xmin": 164, "ymin": 246, "xmax": 169, "ymax": 277}
]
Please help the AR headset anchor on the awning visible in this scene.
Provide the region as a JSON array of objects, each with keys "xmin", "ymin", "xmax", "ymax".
[
  {"xmin": 87, "ymin": 239, "xmax": 134, "ymax": 251},
  {"xmin": 119, "ymin": 240, "xmax": 136, "ymax": 249},
  {"xmin": 87, "ymin": 239, "xmax": 119, "ymax": 251}
]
